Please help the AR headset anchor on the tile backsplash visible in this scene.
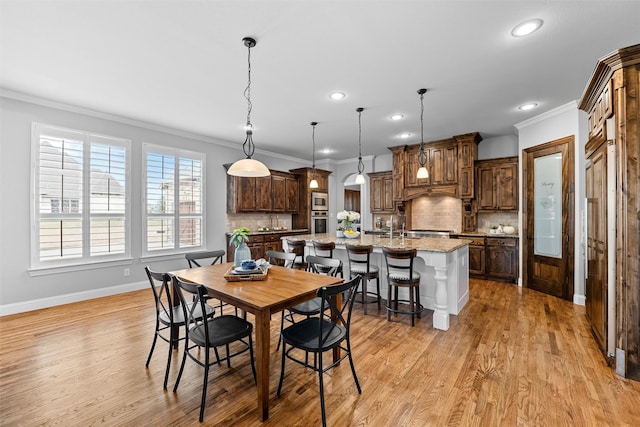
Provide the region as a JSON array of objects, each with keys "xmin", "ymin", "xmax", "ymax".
[
  {"xmin": 411, "ymin": 196, "xmax": 462, "ymax": 232},
  {"xmin": 226, "ymin": 214, "xmax": 292, "ymax": 233},
  {"xmin": 477, "ymin": 212, "xmax": 518, "ymax": 233}
]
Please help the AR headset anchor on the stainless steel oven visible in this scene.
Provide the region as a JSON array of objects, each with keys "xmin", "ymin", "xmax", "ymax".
[
  {"xmin": 311, "ymin": 192, "xmax": 328, "ymax": 211},
  {"xmin": 311, "ymin": 211, "xmax": 328, "ymax": 234}
]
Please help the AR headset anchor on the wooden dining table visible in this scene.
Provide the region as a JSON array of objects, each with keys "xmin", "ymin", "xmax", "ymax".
[{"xmin": 169, "ymin": 262, "xmax": 343, "ymax": 422}]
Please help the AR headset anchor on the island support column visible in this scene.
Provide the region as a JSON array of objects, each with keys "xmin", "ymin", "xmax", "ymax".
[{"xmin": 433, "ymin": 266, "xmax": 449, "ymax": 330}]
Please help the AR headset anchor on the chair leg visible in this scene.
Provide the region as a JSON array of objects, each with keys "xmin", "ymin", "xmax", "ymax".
[
  {"xmin": 416, "ymin": 286, "xmax": 422, "ymax": 319},
  {"xmin": 318, "ymin": 350, "xmax": 327, "ymax": 427},
  {"xmin": 409, "ymin": 286, "xmax": 415, "ymax": 327},
  {"xmin": 277, "ymin": 312, "xmax": 285, "ymax": 351},
  {"xmin": 386, "ymin": 284, "xmax": 392, "ymax": 321},
  {"xmin": 361, "ymin": 276, "xmax": 367, "ymax": 315},
  {"xmin": 145, "ymin": 322, "xmax": 160, "ymax": 367},
  {"xmin": 376, "ymin": 276, "xmax": 381, "ymax": 310},
  {"xmin": 199, "ymin": 356, "xmax": 209, "ymax": 422},
  {"xmin": 173, "ymin": 345, "xmax": 188, "ymax": 393},
  {"xmin": 277, "ymin": 342, "xmax": 287, "ymax": 396},
  {"xmin": 346, "ymin": 339, "xmax": 362, "ymax": 394},
  {"xmin": 164, "ymin": 334, "xmax": 173, "ymax": 389},
  {"xmin": 248, "ymin": 334, "xmax": 257, "ymax": 384},
  {"xmin": 226, "ymin": 344, "xmax": 231, "ymax": 367}
]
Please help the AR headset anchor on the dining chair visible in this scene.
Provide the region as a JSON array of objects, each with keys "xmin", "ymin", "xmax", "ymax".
[
  {"xmin": 185, "ymin": 249, "xmax": 237, "ymax": 315},
  {"xmin": 144, "ymin": 266, "xmax": 215, "ymax": 389},
  {"xmin": 311, "ymin": 240, "xmax": 344, "ymax": 277},
  {"xmin": 345, "ymin": 243, "xmax": 381, "ymax": 315},
  {"xmin": 172, "ymin": 275, "xmax": 256, "ymax": 422},
  {"xmin": 277, "ymin": 276, "xmax": 362, "ymax": 427},
  {"xmin": 382, "ymin": 247, "xmax": 424, "ymax": 326}
]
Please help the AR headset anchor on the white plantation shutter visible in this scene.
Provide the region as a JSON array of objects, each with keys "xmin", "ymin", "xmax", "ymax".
[
  {"xmin": 32, "ymin": 124, "xmax": 130, "ymax": 268},
  {"xmin": 143, "ymin": 144, "xmax": 205, "ymax": 254}
]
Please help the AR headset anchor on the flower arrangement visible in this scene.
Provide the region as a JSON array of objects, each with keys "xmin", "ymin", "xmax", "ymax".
[
  {"xmin": 229, "ymin": 227, "xmax": 250, "ymax": 247},
  {"xmin": 337, "ymin": 210, "xmax": 360, "ymax": 231}
]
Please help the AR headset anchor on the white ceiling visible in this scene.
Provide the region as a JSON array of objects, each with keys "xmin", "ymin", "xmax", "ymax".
[{"xmin": 1, "ymin": 1, "xmax": 638, "ymax": 162}]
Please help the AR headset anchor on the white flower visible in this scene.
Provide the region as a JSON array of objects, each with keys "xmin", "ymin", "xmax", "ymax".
[{"xmin": 337, "ymin": 210, "xmax": 360, "ymax": 222}]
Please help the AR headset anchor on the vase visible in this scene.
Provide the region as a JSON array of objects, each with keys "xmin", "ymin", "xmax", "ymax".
[
  {"xmin": 234, "ymin": 242, "xmax": 251, "ymax": 267},
  {"xmin": 343, "ymin": 219, "xmax": 352, "ymax": 231}
]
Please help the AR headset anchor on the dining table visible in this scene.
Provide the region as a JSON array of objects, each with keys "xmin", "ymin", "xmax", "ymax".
[{"xmin": 169, "ymin": 262, "xmax": 343, "ymax": 422}]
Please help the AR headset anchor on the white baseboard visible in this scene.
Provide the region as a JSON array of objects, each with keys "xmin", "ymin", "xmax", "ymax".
[
  {"xmin": 573, "ymin": 293, "xmax": 586, "ymax": 306},
  {"xmin": 0, "ymin": 281, "xmax": 148, "ymax": 316}
]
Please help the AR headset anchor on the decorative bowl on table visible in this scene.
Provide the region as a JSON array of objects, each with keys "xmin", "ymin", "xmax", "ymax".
[{"xmin": 342, "ymin": 230, "xmax": 360, "ymax": 239}]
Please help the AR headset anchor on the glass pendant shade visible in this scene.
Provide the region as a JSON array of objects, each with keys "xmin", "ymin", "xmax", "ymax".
[
  {"xmin": 228, "ymin": 36, "xmax": 270, "ymax": 178},
  {"xmin": 227, "ymin": 157, "xmax": 270, "ymax": 177},
  {"xmin": 355, "ymin": 173, "xmax": 365, "ymax": 184},
  {"xmin": 309, "ymin": 178, "xmax": 319, "ymax": 188},
  {"xmin": 417, "ymin": 166, "xmax": 429, "ymax": 179}
]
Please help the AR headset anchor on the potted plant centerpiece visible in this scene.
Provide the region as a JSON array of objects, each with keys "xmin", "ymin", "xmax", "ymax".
[
  {"xmin": 337, "ymin": 210, "xmax": 360, "ymax": 238},
  {"xmin": 230, "ymin": 227, "xmax": 251, "ymax": 267}
]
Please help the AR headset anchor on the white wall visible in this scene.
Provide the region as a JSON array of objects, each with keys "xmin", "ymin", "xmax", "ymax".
[
  {"xmin": 0, "ymin": 94, "xmax": 308, "ymax": 314},
  {"xmin": 515, "ymin": 100, "xmax": 587, "ymax": 304},
  {"xmin": 478, "ymin": 135, "xmax": 518, "ymax": 159}
]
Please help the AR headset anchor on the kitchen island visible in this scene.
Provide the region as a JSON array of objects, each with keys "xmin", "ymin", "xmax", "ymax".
[{"xmin": 282, "ymin": 233, "xmax": 471, "ymax": 330}]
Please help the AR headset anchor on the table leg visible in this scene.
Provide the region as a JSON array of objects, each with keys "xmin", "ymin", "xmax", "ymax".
[{"xmin": 254, "ymin": 308, "xmax": 271, "ymax": 421}]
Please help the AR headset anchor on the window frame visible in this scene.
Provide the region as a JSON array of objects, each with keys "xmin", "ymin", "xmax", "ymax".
[
  {"xmin": 142, "ymin": 143, "xmax": 206, "ymax": 257},
  {"xmin": 30, "ymin": 123, "xmax": 132, "ymax": 271}
]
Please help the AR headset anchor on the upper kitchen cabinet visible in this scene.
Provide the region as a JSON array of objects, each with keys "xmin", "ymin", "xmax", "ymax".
[
  {"xmin": 368, "ymin": 171, "xmax": 394, "ymax": 213},
  {"xmin": 226, "ymin": 169, "xmax": 299, "ymax": 214},
  {"xmin": 455, "ymin": 132, "xmax": 481, "ymax": 199},
  {"xmin": 390, "ymin": 146, "xmax": 405, "ymax": 202},
  {"xmin": 476, "ymin": 157, "xmax": 518, "ymax": 212}
]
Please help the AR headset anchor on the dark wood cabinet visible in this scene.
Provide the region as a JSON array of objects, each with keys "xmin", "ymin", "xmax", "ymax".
[
  {"xmin": 390, "ymin": 146, "xmax": 405, "ymax": 202},
  {"xmin": 344, "ymin": 189, "xmax": 361, "ymax": 212},
  {"xmin": 476, "ymin": 157, "xmax": 518, "ymax": 212},
  {"xmin": 455, "ymin": 133, "xmax": 481, "ymax": 199},
  {"xmin": 485, "ymin": 237, "xmax": 518, "ymax": 282},
  {"xmin": 369, "ymin": 171, "xmax": 394, "ymax": 213},
  {"xmin": 226, "ymin": 231, "xmax": 307, "ymax": 262},
  {"xmin": 454, "ymin": 235, "xmax": 518, "ymax": 283},
  {"xmin": 227, "ymin": 169, "xmax": 299, "ymax": 214},
  {"xmin": 289, "ymin": 167, "xmax": 332, "ymax": 230}
]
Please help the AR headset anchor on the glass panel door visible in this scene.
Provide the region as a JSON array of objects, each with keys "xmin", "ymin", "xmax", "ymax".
[{"xmin": 534, "ymin": 153, "xmax": 562, "ymax": 258}]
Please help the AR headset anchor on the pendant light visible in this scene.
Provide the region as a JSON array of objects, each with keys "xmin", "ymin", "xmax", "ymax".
[
  {"xmin": 355, "ymin": 107, "xmax": 365, "ymax": 184},
  {"xmin": 227, "ymin": 37, "xmax": 270, "ymax": 177},
  {"xmin": 416, "ymin": 88, "xmax": 429, "ymax": 179},
  {"xmin": 309, "ymin": 121, "xmax": 319, "ymax": 189}
]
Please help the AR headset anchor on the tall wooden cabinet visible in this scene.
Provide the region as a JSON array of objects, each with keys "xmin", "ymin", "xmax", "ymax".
[
  {"xmin": 368, "ymin": 171, "xmax": 394, "ymax": 213},
  {"xmin": 579, "ymin": 44, "xmax": 640, "ymax": 379},
  {"xmin": 289, "ymin": 167, "xmax": 332, "ymax": 230},
  {"xmin": 476, "ymin": 157, "xmax": 518, "ymax": 212}
]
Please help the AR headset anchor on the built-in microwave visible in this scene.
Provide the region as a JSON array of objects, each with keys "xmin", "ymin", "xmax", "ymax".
[{"xmin": 311, "ymin": 192, "xmax": 328, "ymax": 211}]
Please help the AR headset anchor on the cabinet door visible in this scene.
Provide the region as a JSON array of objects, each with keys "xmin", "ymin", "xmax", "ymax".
[
  {"xmin": 495, "ymin": 163, "xmax": 518, "ymax": 210},
  {"xmin": 430, "ymin": 146, "xmax": 457, "ymax": 185},
  {"xmin": 486, "ymin": 239, "xmax": 518, "ymax": 281},
  {"xmin": 255, "ymin": 176, "xmax": 272, "ymax": 211},
  {"xmin": 285, "ymin": 177, "xmax": 298, "ymax": 213},
  {"xmin": 468, "ymin": 245, "xmax": 486, "ymax": 276},
  {"xmin": 272, "ymin": 175, "xmax": 286, "ymax": 212},
  {"xmin": 392, "ymin": 149, "xmax": 405, "ymax": 201},
  {"xmin": 237, "ymin": 177, "xmax": 256, "ymax": 211},
  {"xmin": 476, "ymin": 166, "xmax": 496, "ymax": 210},
  {"xmin": 382, "ymin": 175, "xmax": 394, "ymax": 211},
  {"xmin": 370, "ymin": 177, "xmax": 383, "ymax": 212},
  {"xmin": 406, "ymin": 149, "xmax": 430, "ymax": 187}
]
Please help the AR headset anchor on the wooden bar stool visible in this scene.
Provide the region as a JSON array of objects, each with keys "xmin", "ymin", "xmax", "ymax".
[
  {"xmin": 312, "ymin": 240, "xmax": 344, "ymax": 277},
  {"xmin": 346, "ymin": 243, "xmax": 381, "ymax": 315},
  {"xmin": 286, "ymin": 238, "xmax": 308, "ymax": 270},
  {"xmin": 382, "ymin": 247, "xmax": 424, "ymax": 326}
]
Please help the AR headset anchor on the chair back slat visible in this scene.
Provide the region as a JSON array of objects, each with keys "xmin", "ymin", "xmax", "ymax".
[
  {"xmin": 186, "ymin": 250, "xmax": 225, "ymax": 268},
  {"xmin": 307, "ymin": 255, "xmax": 342, "ymax": 277},
  {"xmin": 266, "ymin": 250, "xmax": 296, "ymax": 268},
  {"xmin": 317, "ymin": 276, "xmax": 360, "ymax": 346},
  {"xmin": 145, "ymin": 267, "xmax": 174, "ymax": 322},
  {"xmin": 172, "ymin": 276, "xmax": 210, "ymax": 344},
  {"xmin": 382, "ymin": 247, "xmax": 417, "ymax": 280},
  {"xmin": 312, "ymin": 240, "xmax": 335, "ymax": 258},
  {"xmin": 346, "ymin": 243, "xmax": 373, "ymax": 271}
]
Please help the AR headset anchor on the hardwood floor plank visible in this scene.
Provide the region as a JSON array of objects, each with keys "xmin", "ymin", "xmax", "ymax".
[{"xmin": 2, "ymin": 279, "xmax": 640, "ymax": 425}]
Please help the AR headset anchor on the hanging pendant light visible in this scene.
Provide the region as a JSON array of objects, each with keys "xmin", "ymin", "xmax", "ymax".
[
  {"xmin": 227, "ymin": 37, "xmax": 270, "ymax": 177},
  {"xmin": 309, "ymin": 122, "xmax": 319, "ymax": 189},
  {"xmin": 416, "ymin": 88, "xmax": 429, "ymax": 179},
  {"xmin": 355, "ymin": 107, "xmax": 365, "ymax": 184}
]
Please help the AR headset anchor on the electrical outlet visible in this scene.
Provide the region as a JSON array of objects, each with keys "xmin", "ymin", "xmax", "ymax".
[{"xmin": 124, "ymin": 268, "xmax": 130, "ymax": 277}]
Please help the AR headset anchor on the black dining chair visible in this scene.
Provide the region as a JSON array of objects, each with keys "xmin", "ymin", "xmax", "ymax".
[
  {"xmin": 312, "ymin": 240, "xmax": 344, "ymax": 277},
  {"xmin": 144, "ymin": 266, "xmax": 215, "ymax": 389},
  {"xmin": 186, "ymin": 249, "xmax": 238, "ymax": 315},
  {"xmin": 277, "ymin": 276, "xmax": 362, "ymax": 427},
  {"xmin": 172, "ymin": 275, "xmax": 256, "ymax": 422}
]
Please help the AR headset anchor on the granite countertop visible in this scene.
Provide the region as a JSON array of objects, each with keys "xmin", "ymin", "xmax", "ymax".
[
  {"xmin": 286, "ymin": 233, "xmax": 472, "ymax": 253},
  {"xmin": 453, "ymin": 232, "xmax": 519, "ymax": 238},
  {"xmin": 226, "ymin": 229, "xmax": 309, "ymax": 236}
]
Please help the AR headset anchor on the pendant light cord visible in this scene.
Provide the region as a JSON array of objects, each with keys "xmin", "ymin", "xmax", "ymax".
[
  {"xmin": 243, "ymin": 40, "xmax": 255, "ymax": 158},
  {"xmin": 311, "ymin": 122, "xmax": 317, "ymax": 176},
  {"xmin": 418, "ymin": 89, "xmax": 427, "ymax": 167},
  {"xmin": 357, "ymin": 108, "xmax": 364, "ymax": 174}
]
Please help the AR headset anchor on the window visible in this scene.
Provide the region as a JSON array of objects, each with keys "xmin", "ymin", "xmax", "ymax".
[
  {"xmin": 31, "ymin": 123, "xmax": 130, "ymax": 268},
  {"xmin": 143, "ymin": 144, "xmax": 205, "ymax": 254}
]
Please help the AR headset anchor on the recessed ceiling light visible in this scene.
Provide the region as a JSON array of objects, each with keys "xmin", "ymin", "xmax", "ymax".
[
  {"xmin": 400, "ymin": 133, "xmax": 412, "ymax": 139},
  {"xmin": 319, "ymin": 148, "xmax": 333, "ymax": 154},
  {"xmin": 518, "ymin": 103, "xmax": 538, "ymax": 111},
  {"xmin": 390, "ymin": 114, "xmax": 404, "ymax": 121},
  {"xmin": 329, "ymin": 92, "xmax": 345, "ymax": 100},
  {"xmin": 511, "ymin": 19, "xmax": 543, "ymax": 37}
]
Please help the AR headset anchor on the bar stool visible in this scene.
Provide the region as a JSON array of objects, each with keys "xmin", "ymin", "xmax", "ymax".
[
  {"xmin": 286, "ymin": 238, "xmax": 308, "ymax": 270},
  {"xmin": 312, "ymin": 240, "xmax": 344, "ymax": 277},
  {"xmin": 382, "ymin": 247, "xmax": 424, "ymax": 326},
  {"xmin": 346, "ymin": 243, "xmax": 381, "ymax": 315}
]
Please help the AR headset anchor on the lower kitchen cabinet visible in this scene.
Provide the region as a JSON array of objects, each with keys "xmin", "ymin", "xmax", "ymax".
[
  {"xmin": 225, "ymin": 231, "xmax": 307, "ymax": 263},
  {"xmin": 454, "ymin": 235, "xmax": 518, "ymax": 283}
]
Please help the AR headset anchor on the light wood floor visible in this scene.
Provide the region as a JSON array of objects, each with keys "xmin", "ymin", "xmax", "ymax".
[{"xmin": 2, "ymin": 279, "xmax": 640, "ymax": 426}]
